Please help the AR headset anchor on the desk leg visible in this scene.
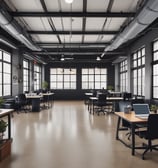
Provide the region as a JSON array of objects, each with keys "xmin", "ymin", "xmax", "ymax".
[
  {"xmin": 116, "ymin": 117, "xmax": 121, "ymax": 140},
  {"xmin": 131, "ymin": 123, "xmax": 135, "ymax": 155},
  {"xmin": 89, "ymin": 100, "xmax": 92, "ymax": 114},
  {"xmin": 32, "ymin": 98, "xmax": 40, "ymax": 112},
  {"xmin": 92, "ymin": 101, "xmax": 95, "ymax": 115},
  {"xmin": 8, "ymin": 113, "xmax": 11, "ymax": 139}
]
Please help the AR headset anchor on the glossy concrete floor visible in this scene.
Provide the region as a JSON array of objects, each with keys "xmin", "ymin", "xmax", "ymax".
[{"xmin": 1, "ymin": 101, "xmax": 158, "ymax": 168}]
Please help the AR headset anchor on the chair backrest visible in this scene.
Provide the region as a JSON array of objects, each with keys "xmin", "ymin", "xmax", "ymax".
[
  {"xmin": 18, "ymin": 94, "xmax": 27, "ymax": 103},
  {"xmin": 123, "ymin": 92, "xmax": 132, "ymax": 101},
  {"xmin": 147, "ymin": 114, "xmax": 158, "ymax": 140},
  {"xmin": 97, "ymin": 93, "xmax": 107, "ymax": 102},
  {"xmin": 118, "ymin": 101, "xmax": 131, "ymax": 127},
  {"xmin": 119, "ymin": 101, "xmax": 131, "ymax": 112}
]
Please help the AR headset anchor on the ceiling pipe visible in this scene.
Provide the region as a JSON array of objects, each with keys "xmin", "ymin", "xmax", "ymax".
[
  {"xmin": 102, "ymin": 0, "xmax": 158, "ymax": 55},
  {"xmin": 0, "ymin": 35, "xmax": 17, "ymax": 49},
  {"xmin": 0, "ymin": 5, "xmax": 41, "ymax": 51}
]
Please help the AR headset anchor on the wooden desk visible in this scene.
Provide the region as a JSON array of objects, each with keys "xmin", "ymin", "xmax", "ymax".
[
  {"xmin": 0, "ymin": 109, "xmax": 14, "ymax": 139},
  {"xmin": 115, "ymin": 112, "xmax": 147, "ymax": 155},
  {"xmin": 26, "ymin": 95, "xmax": 43, "ymax": 112}
]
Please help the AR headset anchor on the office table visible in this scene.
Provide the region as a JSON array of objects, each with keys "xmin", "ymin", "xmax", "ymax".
[
  {"xmin": 26, "ymin": 95, "xmax": 43, "ymax": 112},
  {"xmin": 42, "ymin": 93, "xmax": 54, "ymax": 108},
  {"xmin": 115, "ymin": 112, "xmax": 147, "ymax": 155},
  {"xmin": 0, "ymin": 109, "xmax": 14, "ymax": 139},
  {"xmin": 84, "ymin": 92, "xmax": 93, "ymax": 105},
  {"xmin": 89, "ymin": 97, "xmax": 123, "ymax": 114}
]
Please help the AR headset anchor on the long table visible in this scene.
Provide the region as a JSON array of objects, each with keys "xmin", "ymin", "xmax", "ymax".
[
  {"xmin": 115, "ymin": 112, "xmax": 147, "ymax": 155},
  {"xmin": 88, "ymin": 97, "xmax": 123, "ymax": 114},
  {"xmin": 26, "ymin": 93, "xmax": 54, "ymax": 112},
  {"xmin": 0, "ymin": 109, "xmax": 14, "ymax": 139},
  {"xmin": 26, "ymin": 95, "xmax": 43, "ymax": 112}
]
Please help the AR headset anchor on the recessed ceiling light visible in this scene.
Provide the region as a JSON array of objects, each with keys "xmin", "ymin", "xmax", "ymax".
[
  {"xmin": 65, "ymin": 0, "xmax": 74, "ymax": 4},
  {"xmin": 96, "ymin": 56, "xmax": 101, "ymax": 61}
]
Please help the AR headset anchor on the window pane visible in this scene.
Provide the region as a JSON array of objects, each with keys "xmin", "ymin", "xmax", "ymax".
[
  {"xmin": 0, "ymin": 62, "xmax": 2, "ymax": 72},
  {"xmin": 50, "ymin": 68, "xmax": 76, "ymax": 89},
  {"xmin": 71, "ymin": 75, "xmax": 76, "ymax": 81},
  {"xmin": 64, "ymin": 75, "xmax": 70, "ymax": 81},
  {"xmin": 3, "ymin": 74, "xmax": 11, "ymax": 83},
  {"xmin": 153, "ymin": 87, "xmax": 158, "ymax": 98},
  {"xmin": 0, "ymin": 85, "xmax": 2, "ymax": 96},
  {"xmin": 3, "ymin": 52, "xmax": 11, "ymax": 62},
  {"xmin": 0, "ymin": 51, "xmax": 2, "ymax": 59},
  {"xmin": 3, "ymin": 85, "xmax": 11, "ymax": 96},
  {"xmin": 3, "ymin": 63, "xmax": 11, "ymax": 73},
  {"xmin": 81, "ymin": 68, "xmax": 107, "ymax": 90},
  {"xmin": 82, "ymin": 69, "xmax": 88, "ymax": 74},
  {"xmin": 153, "ymin": 52, "xmax": 158, "ymax": 61}
]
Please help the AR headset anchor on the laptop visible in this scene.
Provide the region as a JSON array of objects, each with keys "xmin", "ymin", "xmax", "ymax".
[{"xmin": 133, "ymin": 104, "xmax": 150, "ymax": 119}]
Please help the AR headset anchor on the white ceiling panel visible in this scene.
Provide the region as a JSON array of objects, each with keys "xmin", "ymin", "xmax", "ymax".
[
  {"xmin": 112, "ymin": 0, "xmax": 139, "ymax": 12},
  {"xmin": 32, "ymin": 35, "xmax": 59, "ymax": 43},
  {"xmin": 60, "ymin": 35, "xmax": 82, "ymax": 43},
  {"xmin": 22, "ymin": 18, "xmax": 52, "ymax": 31},
  {"xmin": 52, "ymin": 18, "xmax": 82, "ymax": 31},
  {"xmin": 84, "ymin": 35, "xmax": 100, "ymax": 43},
  {"xmin": 87, "ymin": 0, "xmax": 110, "ymax": 12},
  {"xmin": 86, "ymin": 18, "xmax": 106, "ymax": 31},
  {"xmin": 8, "ymin": 0, "xmax": 43, "ymax": 11},
  {"xmin": 104, "ymin": 18, "xmax": 126, "ymax": 31},
  {"xmin": 101, "ymin": 35, "xmax": 114, "ymax": 42},
  {"xmin": 44, "ymin": 0, "xmax": 60, "ymax": 11}
]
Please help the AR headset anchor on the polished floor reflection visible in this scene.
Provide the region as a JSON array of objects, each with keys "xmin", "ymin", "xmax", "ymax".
[{"xmin": 0, "ymin": 101, "xmax": 158, "ymax": 168}]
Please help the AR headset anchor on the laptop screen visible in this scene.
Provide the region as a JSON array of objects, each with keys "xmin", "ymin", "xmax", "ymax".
[{"xmin": 133, "ymin": 104, "xmax": 150, "ymax": 115}]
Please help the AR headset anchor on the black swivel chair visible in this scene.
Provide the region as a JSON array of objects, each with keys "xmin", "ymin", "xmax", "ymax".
[
  {"xmin": 123, "ymin": 92, "xmax": 132, "ymax": 101},
  {"xmin": 94, "ymin": 93, "xmax": 112, "ymax": 115},
  {"xmin": 15, "ymin": 94, "xmax": 29, "ymax": 113},
  {"xmin": 135, "ymin": 114, "xmax": 158, "ymax": 160}
]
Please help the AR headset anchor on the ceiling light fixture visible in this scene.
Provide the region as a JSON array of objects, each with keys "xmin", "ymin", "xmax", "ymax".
[
  {"xmin": 96, "ymin": 56, "xmax": 101, "ymax": 61},
  {"xmin": 65, "ymin": 0, "xmax": 74, "ymax": 4},
  {"xmin": 61, "ymin": 55, "xmax": 65, "ymax": 61}
]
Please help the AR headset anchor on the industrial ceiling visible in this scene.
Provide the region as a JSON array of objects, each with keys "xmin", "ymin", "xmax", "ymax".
[{"xmin": 0, "ymin": 0, "xmax": 157, "ymax": 63}]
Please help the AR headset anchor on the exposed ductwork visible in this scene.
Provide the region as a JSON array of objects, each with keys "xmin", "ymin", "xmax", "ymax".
[
  {"xmin": 0, "ymin": 5, "xmax": 41, "ymax": 51},
  {"xmin": 102, "ymin": 0, "xmax": 158, "ymax": 56}
]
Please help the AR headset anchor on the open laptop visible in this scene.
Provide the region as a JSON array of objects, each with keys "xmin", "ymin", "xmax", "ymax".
[{"xmin": 133, "ymin": 104, "xmax": 150, "ymax": 119}]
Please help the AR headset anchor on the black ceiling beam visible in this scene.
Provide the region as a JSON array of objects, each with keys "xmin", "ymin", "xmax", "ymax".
[
  {"xmin": 11, "ymin": 11, "xmax": 135, "ymax": 18},
  {"xmin": 36, "ymin": 42, "xmax": 110, "ymax": 45},
  {"xmin": 32, "ymin": 51, "xmax": 125, "ymax": 55},
  {"xmin": 42, "ymin": 47, "xmax": 105, "ymax": 52},
  {"xmin": 28, "ymin": 30, "xmax": 118, "ymax": 35}
]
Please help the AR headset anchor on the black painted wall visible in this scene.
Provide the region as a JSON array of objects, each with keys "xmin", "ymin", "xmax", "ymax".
[{"xmin": 44, "ymin": 62, "xmax": 115, "ymax": 100}]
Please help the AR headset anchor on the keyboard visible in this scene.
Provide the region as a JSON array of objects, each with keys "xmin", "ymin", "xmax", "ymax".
[{"xmin": 135, "ymin": 115, "xmax": 149, "ymax": 119}]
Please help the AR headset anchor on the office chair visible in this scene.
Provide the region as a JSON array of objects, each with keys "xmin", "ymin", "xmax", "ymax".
[
  {"xmin": 15, "ymin": 94, "xmax": 29, "ymax": 113},
  {"xmin": 135, "ymin": 114, "xmax": 158, "ymax": 160},
  {"xmin": 123, "ymin": 92, "xmax": 132, "ymax": 101},
  {"xmin": 94, "ymin": 93, "xmax": 112, "ymax": 115}
]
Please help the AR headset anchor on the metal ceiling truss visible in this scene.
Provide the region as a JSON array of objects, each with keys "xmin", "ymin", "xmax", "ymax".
[
  {"xmin": 11, "ymin": 12, "xmax": 135, "ymax": 18},
  {"xmin": 28, "ymin": 30, "xmax": 119, "ymax": 35}
]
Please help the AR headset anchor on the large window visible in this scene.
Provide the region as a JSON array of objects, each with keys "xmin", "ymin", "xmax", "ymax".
[
  {"xmin": 0, "ymin": 50, "xmax": 11, "ymax": 96},
  {"xmin": 82, "ymin": 68, "xmax": 107, "ymax": 89},
  {"xmin": 23, "ymin": 59, "xmax": 30, "ymax": 92},
  {"xmin": 152, "ymin": 39, "xmax": 158, "ymax": 98},
  {"xmin": 50, "ymin": 68, "xmax": 76, "ymax": 89},
  {"xmin": 120, "ymin": 59, "xmax": 128, "ymax": 92},
  {"xmin": 132, "ymin": 47, "xmax": 145, "ymax": 96},
  {"xmin": 34, "ymin": 64, "xmax": 41, "ymax": 90}
]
